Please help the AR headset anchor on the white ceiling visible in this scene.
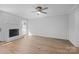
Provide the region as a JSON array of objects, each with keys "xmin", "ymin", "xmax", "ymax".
[{"xmin": 0, "ymin": 4, "xmax": 76, "ymax": 19}]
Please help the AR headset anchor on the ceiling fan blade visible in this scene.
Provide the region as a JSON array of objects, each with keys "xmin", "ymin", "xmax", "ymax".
[
  {"xmin": 41, "ymin": 11, "xmax": 47, "ymax": 14},
  {"xmin": 42, "ymin": 7, "xmax": 48, "ymax": 10}
]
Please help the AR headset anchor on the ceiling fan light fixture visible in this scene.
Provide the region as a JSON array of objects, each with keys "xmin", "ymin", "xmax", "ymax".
[{"xmin": 37, "ymin": 11, "xmax": 41, "ymax": 15}]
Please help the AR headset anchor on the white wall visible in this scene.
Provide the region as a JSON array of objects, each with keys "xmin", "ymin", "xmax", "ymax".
[
  {"xmin": 69, "ymin": 12, "xmax": 76, "ymax": 46},
  {"xmin": 69, "ymin": 8, "xmax": 79, "ymax": 47},
  {"xmin": 29, "ymin": 14, "xmax": 69, "ymax": 39},
  {"xmin": 0, "ymin": 10, "xmax": 28, "ymax": 41}
]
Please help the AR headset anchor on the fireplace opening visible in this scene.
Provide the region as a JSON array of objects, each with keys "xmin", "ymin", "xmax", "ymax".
[{"xmin": 9, "ymin": 29, "xmax": 19, "ymax": 37}]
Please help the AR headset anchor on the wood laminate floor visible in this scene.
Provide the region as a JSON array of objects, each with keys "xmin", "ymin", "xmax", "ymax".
[{"xmin": 0, "ymin": 35, "xmax": 79, "ymax": 54}]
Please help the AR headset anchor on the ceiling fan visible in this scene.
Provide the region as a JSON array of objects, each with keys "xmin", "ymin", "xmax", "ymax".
[{"xmin": 32, "ymin": 6, "xmax": 48, "ymax": 15}]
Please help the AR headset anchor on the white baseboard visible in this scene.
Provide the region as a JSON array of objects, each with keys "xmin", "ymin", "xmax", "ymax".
[
  {"xmin": 28, "ymin": 33, "xmax": 67, "ymax": 40},
  {"xmin": 69, "ymin": 39, "xmax": 79, "ymax": 47}
]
